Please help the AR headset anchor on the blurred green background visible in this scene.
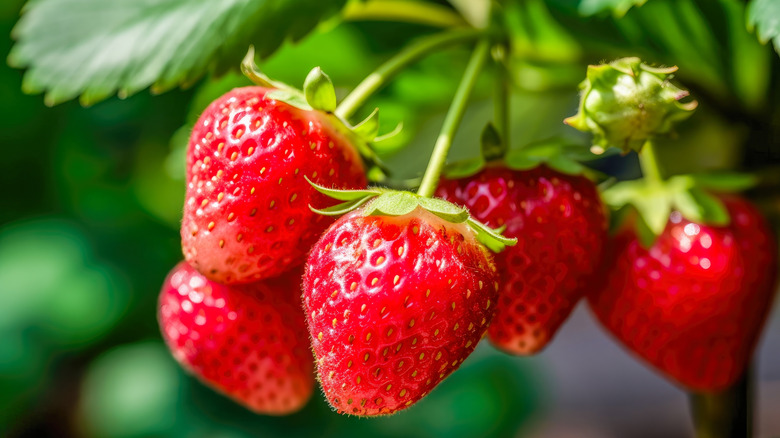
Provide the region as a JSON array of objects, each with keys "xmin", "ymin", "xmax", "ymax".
[{"xmin": 2, "ymin": 0, "xmax": 780, "ymax": 437}]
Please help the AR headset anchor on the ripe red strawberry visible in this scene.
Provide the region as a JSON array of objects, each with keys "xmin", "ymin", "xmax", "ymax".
[
  {"xmin": 158, "ymin": 262, "xmax": 314, "ymax": 414},
  {"xmin": 588, "ymin": 196, "xmax": 777, "ymax": 391},
  {"xmin": 436, "ymin": 164, "xmax": 607, "ymax": 354},
  {"xmin": 181, "ymin": 86, "xmax": 367, "ymax": 284},
  {"xmin": 303, "ymin": 207, "xmax": 499, "ymax": 416}
]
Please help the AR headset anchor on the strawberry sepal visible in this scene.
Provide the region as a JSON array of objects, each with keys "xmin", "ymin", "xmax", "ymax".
[
  {"xmin": 443, "ymin": 138, "xmax": 614, "ymax": 181},
  {"xmin": 305, "ymin": 179, "xmax": 517, "ymax": 252},
  {"xmin": 303, "ymin": 67, "xmax": 337, "ymax": 112},
  {"xmin": 604, "ymin": 172, "xmax": 757, "ymax": 246},
  {"xmin": 242, "ymin": 47, "xmax": 396, "ymax": 176}
]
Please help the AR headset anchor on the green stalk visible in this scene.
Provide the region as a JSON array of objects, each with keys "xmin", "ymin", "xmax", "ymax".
[
  {"xmin": 639, "ymin": 139, "xmax": 664, "ymax": 184},
  {"xmin": 335, "ymin": 29, "xmax": 482, "ymax": 120},
  {"xmin": 689, "ymin": 371, "xmax": 752, "ymax": 438},
  {"xmin": 341, "ymin": 0, "xmax": 468, "ymax": 28},
  {"xmin": 416, "ymin": 39, "xmax": 490, "ymax": 198}
]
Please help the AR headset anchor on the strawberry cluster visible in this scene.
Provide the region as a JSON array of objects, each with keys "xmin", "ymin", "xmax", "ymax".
[
  {"xmin": 160, "ymin": 84, "xmax": 368, "ymax": 414},
  {"xmin": 157, "ymin": 55, "xmax": 777, "ymax": 420},
  {"xmin": 158, "ymin": 65, "xmax": 508, "ymax": 416}
]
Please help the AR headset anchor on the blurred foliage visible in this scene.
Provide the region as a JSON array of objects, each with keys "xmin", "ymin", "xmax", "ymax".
[
  {"xmin": 0, "ymin": 220, "xmax": 128, "ymax": 429},
  {"xmin": 1, "ymin": 0, "xmax": 779, "ymax": 437},
  {"xmin": 77, "ymin": 342, "xmax": 184, "ymax": 438},
  {"xmin": 76, "ymin": 342, "xmax": 540, "ymax": 438}
]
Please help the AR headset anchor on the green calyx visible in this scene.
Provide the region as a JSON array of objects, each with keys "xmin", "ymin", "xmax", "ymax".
[
  {"xmin": 444, "ymin": 137, "xmax": 614, "ymax": 180},
  {"xmin": 604, "ymin": 172, "xmax": 757, "ymax": 246},
  {"xmin": 241, "ymin": 46, "xmax": 401, "ymax": 173},
  {"xmin": 564, "ymin": 57, "xmax": 698, "ymax": 154},
  {"xmin": 306, "ymin": 178, "xmax": 517, "ymax": 252},
  {"xmin": 480, "ymin": 123, "xmax": 505, "ymax": 162}
]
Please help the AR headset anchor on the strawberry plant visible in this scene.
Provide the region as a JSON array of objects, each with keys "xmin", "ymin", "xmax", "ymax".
[{"xmin": 5, "ymin": 0, "xmax": 780, "ymax": 437}]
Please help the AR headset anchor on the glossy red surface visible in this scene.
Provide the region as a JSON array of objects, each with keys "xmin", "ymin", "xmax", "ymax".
[
  {"xmin": 303, "ymin": 208, "xmax": 498, "ymax": 415},
  {"xmin": 588, "ymin": 196, "xmax": 778, "ymax": 391},
  {"xmin": 437, "ymin": 165, "xmax": 607, "ymax": 354},
  {"xmin": 181, "ymin": 86, "xmax": 366, "ymax": 284},
  {"xmin": 158, "ymin": 262, "xmax": 313, "ymax": 414}
]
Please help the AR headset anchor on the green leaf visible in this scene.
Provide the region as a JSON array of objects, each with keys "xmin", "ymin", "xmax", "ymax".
[
  {"xmin": 303, "ymin": 67, "xmax": 337, "ymax": 112},
  {"xmin": 467, "ymin": 218, "xmax": 518, "ymax": 253},
  {"xmin": 305, "ymin": 176, "xmax": 381, "ymax": 201},
  {"xmin": 364, "ymin": 192, "xmax": 420, "ymax": 217},
  {"xmin": 748, "ymin": 0, "xmax": 780, "ymax": 54},
  {"xmin": 8, "ymin": 0, "xmax": 348, "ymax": 105},
  {"xmin": 417, "ymin": 197, "xmax": 470, "ymax": 223},
  {"xmin": 577, "ymin": 0, "xmax": 648, "ymax": 17}
]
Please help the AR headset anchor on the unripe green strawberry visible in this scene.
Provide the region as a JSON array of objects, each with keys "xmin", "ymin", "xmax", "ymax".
[{"xmin": 565, "ymin": 57, "xmax": 697, "ymax": 154}]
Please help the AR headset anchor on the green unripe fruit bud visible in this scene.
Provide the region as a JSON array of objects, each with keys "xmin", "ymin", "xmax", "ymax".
[{"xmin": 564, "ymin": 57, "xmax": 697, "ymax": 154}]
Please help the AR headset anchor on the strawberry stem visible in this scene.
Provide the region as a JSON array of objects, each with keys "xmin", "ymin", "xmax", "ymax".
[
  {"xmin": 341, "ymin": 0, "xmax": 468, "ymax": 28},
  {"xmin": 689, "ymin": 370, "xmax": 752, "ymax": 438},
  {"xmin": 417, "ymin": 39, "xmax": 490, "ymax": 198},
  {"xmin": 639, "ymin": 139, "xmax": 664, "ymax": 184},
  {"xmin": 335, "ymin": 29, "xmax": 481, "ymax": 120}
]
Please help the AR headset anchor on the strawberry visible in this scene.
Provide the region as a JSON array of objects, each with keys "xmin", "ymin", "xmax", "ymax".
[
  {"xmin": 436, "ymin": 164, "xmax": 608, "ymax": 354},
  {"xmin": 303, "ymin": 204, "xmax": 500, "ymax": 416},
  {"xmin": 181, "ymin": 86, "xmax": 367, "ymax": 284},
  {"xmin": 588, "ymin": 195, "xmax": 777, "ymax": 391},
  {"xmin": 158, "ymin": 262, "xmax": 314, "ymax": 414}
]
